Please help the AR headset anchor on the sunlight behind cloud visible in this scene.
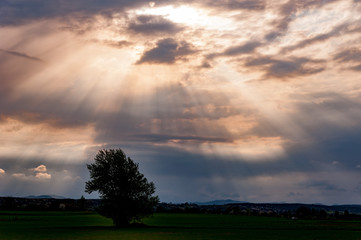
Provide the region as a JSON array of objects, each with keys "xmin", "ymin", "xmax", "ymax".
[
  {"xmin": 201, "ymin": 137, "xmax": 286, "ymax": 161},
  {"xmin": 135, "ymin": 5, "xmax": 236, "ymax": 31},
  {"xmin": 0, "ymin": 117, "xmax": 97, "ymax": 163},
  {"xmin": 151, "ymin": 135, "xmax": 285, "ymax": 162},
  {"xmin": 31, "ymin": 165, "xmax": 47, "ymax": 172},
  {"xmin": 35, "ymin": 172, "xmax": 52, "ymax": 180}
]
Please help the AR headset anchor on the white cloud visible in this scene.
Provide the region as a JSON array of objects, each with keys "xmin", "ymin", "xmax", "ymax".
[
  {"xmin": 32, "ymin": 165, "xmax": 47, "ymax": 172},
  {"xmin": 35, "ymin": 172, "xmax": 52, "ymax": 180},
  {"xmin": 12, "ymin": 171, "xmax": 51, "ymax": 180},
  {"xmin": 12, "ymin": 173, "xmax": 27, "ymax": 179},
  {"xmin": 64, "ymin": 175, "xmax": 81, "ymax": 181}
]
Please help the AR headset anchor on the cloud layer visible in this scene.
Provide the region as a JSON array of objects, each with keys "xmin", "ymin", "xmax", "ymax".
[{"xmin": 0, "ymin": 0, "xmax": 361, "ymax": 204}]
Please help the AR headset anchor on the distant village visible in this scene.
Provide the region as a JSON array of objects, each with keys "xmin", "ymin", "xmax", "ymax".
[
  {"xmin": 1, "ymin": 196, "xmax": 361, "ymax": 220},
  {"xmin": 157, "ymin": 202, "xmax": 361, "ymax": 220}
]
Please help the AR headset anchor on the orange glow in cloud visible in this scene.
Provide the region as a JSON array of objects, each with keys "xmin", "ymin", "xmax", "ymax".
[{"xmin": 0, "ymin": 117, "xmax": 97, "ymax": 162}]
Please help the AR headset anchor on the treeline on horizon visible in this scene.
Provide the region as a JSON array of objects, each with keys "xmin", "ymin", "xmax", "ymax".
[
  {"xmin": 156, "ymin": 202, "xmax": 361, "ymax": 220},
  {"xmin": 0, "ymin": 197, "xmax": 361, "ymax": 221}
]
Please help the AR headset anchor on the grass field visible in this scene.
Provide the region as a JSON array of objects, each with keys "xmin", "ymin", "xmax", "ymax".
[{"xmin": 0, "ymin": 211, "xmax": 360, "ymax": 240}]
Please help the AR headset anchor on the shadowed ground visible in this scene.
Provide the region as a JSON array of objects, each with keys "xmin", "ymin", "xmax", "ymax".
[{"xmin": 0, "ymin": 211, "xmax": 360, "ymax": 240}]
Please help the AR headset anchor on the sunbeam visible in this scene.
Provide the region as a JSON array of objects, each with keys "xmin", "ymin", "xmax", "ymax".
[{"xmin": 1, "ymin": 0, "xmax": 361, "ymax": 204}]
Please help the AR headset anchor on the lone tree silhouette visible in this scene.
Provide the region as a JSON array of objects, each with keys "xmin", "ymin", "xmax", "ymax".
[{"xmin": 85, "ymin": 149, "xmax": 159, "ymax": 227}]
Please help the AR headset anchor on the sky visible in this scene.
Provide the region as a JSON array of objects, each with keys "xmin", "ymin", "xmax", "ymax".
[{"xmin": 0, "ymin": 0, "xmax": 361, "ymax": 205}]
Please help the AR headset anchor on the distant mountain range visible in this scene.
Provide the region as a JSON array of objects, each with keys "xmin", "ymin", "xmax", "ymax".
[
  {"xmin": 193, "ymin": 199, "xmax": 248, "ymax": 205},
  {"xmin": 23, "ymin": 195, "xmax": 67, "ymax": 199}
]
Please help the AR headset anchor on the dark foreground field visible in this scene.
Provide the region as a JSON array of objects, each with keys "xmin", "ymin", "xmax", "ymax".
[{"xmin": 0, "ymin": 211, "xmax": 360, "ymax": 240}]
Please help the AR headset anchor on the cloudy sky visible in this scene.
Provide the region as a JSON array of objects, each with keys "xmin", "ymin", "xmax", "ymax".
[{"xmin": 1, "ymin": 0, "xmax": 361, "ymax": 204}]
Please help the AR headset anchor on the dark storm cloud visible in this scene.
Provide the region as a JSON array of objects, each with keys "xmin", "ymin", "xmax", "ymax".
[
  {"xmin": 264, "ymin": 0, "xmax": 295, "ymax": 41},
  {"xmin": 264, "ymin": 1, "xmax": 300, "ymax": 41},
  {"xmin": 128, "ymin": 15, "xmax": 183, "ymax": 35},
  {"xmin": 102, "ymin": 40, "xmax": 132, "ymax": 49},
  {"xmin": 0, "ymin": 73, "xmax": 240, "ymax": 151},
  {"xmin": 154, "ymin": 83, "xmax": 247, "ymax": 119},
  {"xmin": 0, "ymin": 87, "xmax": 96, "ymax": 130},
  {"xmin": 334, "ymin": 48, "xmax": 361, "ymax": 62},
  {"xmin": 334, "ymin": 48, "xmax": 361, "ymax": 71},
  {"xmin": 133, "ymin": 145, "xmax": 290, "ymax": 179},
  {"xmin": 88, "ymin": 39, "xmax": 132, "ymax": 49},
  {"xmin": 1, "ymin": 0, "xmax": 361, "ymax": 204},
  {"xmin": 130, "ymin": 134, "xmax": 230, "ymax": 144},
  {"xmin": 223, "ymin": 42, "xmax": 262, "ymax": 56},
  {"xmin": 137, "ymin": 38, "xmax": 197, "ymax": 64},
  {"xmin": 93, "ymin": 90, "xmax": 361, "ymax": 186},
  {"xmin": 276, "ymin": 91, "xmax": 361, "ymax": 169},
  {"xmin": 207, "ymin": 41, "xmax": 262, "ymax": 59},
  {"xmin": 141, "ymin": 147, "xmax": 248, "ymax": 179},
  {"xmin": 0, "ymin": 0, "xmax": 148, "ymax": 26},
  {"xmin": 301, "ymin": 181, "xmax": 346, "ymax": 192},
  {"xmin": 286, "ymin": 133, "xmax": 361, "ymax": 171},
  {"xmin": 201, "ymin": 0, "xmax": 266, "ymax": 10},
  {"xmin": 90, "ymin": 101, "xmax": 361, "ymax": 202},
  {"xmin": 131, "ymin": 131, "xmax": 360, "ymax": 186},
  {"xmin": 0, "ymin": 0, "xmax": 270, "ymax": 27},
  {"xmin": 0, "ymin": 49, "xmax": 43, "ymax": 62},
  {"xmin": 94, "ymin": 83, "xmax": 246, "ymax": 145},
  {"xmin": 244, "ymin": 56, "xmax": 325, "ymax": 79},
  {"xmin": 199, "ymin": 61, "xmax": 212, "ymax": 69},
  {"xmin": 351, "ymin": 64, "xmax": 361, "ymax": 71},
  {"xmin": 247, "ymin": 90, "xmax": 361, "ymax": 171}
]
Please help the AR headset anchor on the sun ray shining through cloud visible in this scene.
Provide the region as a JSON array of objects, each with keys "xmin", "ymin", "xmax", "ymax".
[{"xmin": 0, "ymin": 0, "xmax": 361, "ymax": 204}]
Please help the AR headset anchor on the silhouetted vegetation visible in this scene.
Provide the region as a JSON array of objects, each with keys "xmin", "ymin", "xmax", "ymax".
[
  {"xmin": 155, "ymin": 202, "xmax": 361, "ymax": 220},
  {"xmin": 85, "ymin": 149, "xmax": 159, "ymax": 227},
  {"xmin": 0, "ymin": 197, "xmax": 97, "ymax": 211},
  {"xmin": 1, "ymin": 197, "xmax": 361, "ymax": 221}
]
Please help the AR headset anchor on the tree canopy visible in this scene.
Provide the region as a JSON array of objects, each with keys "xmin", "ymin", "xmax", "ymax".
[{"xmin": 85, "ymin": 149, "xmax": 159, "ymax": 227}]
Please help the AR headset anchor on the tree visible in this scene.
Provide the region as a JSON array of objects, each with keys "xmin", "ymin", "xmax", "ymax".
[
  {"xmin": 77, "ymin": 195, "xmax": 86, "ymax": 210},
  {"xmin": 85, "ymin": 149, "xmax": 159, "ymax": 227}
]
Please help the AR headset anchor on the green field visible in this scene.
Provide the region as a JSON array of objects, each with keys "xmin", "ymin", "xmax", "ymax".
[{"xmin": 0, "ymin": 211, "xmax": 360, "ymax": 240}]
